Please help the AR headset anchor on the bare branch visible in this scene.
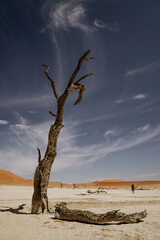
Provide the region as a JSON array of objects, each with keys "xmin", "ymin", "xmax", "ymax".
[
  {"xmin": 74, "ymin": 73, "xmax": 93, "ymax": 85},
  {"xmin": 74, "ymin": 89, "xmax": 83, "ymax": 105},
  {"xmin": 67, "ymin": 49, "xmax": 91, "ymax": 88},
  {"xmin": 42, "ymin": 64, "xmax": 49, "ymax": 73},
  {"xmin": 37, "ymin": 148, "xmax": 41, "ymax": 164},
  {"xmin": 42, "ymin": 64, "xmax": 59, "ymax": 101},
  {"xmin": 72, "ymin": 84, "xmax": 86, "ymax": 105},
  {"xmin": 84, "ymin": 57, "xmax": 96, "ymax": 61},
  {"xmin": 49, "ymin": 111, "xmax": 56, "ymax": 117}
]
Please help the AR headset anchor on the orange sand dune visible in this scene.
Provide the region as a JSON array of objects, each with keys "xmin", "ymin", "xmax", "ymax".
[
  {"xmin": 86, "ymin": 180, "xmax": 160, "ymax": 189},
  {"xmin": 0, "ymin": 170, "xmax": 33, "ymax": 186},
  {"xmin": 0, "ymin": 170, "xmax": 72, "ymax": 188},
  {"xmin": 0, "ymin": 170, "xmax": 160, "ymax": 189}
]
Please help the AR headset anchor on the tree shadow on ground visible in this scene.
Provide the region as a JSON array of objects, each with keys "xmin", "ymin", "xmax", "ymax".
[
  {"xmin": 50, "ymin": 217, "xmax": 143, "ymax": 225},
  {"xmin": 0, "ymin": 204, "xmax": 31, "ymax": 215}
]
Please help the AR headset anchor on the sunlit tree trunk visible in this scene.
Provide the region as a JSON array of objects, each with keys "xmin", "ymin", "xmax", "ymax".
[{"xmin": 31, "ymin": 50, "xmax": 95, "ymax": 214}]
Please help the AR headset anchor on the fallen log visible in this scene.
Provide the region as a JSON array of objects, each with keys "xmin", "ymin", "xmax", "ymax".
[
  {"xmin": 87, "ymin": 187, "xmax": 107, "ymax": 194},
  {"xmin": 55, "ymin": 202, "xmax": 147, "ymax": 224}
]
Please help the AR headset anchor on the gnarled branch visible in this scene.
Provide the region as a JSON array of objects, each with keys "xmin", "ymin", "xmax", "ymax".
[
  {"xmin": 85, "ymin": 57, "xmax": 96, "ymax": 61},
  {"xmin": 49, "ymin": 111, "xmax": 56, "ymax": 117},
  {"xmin": 71, "ymin": 84, "xmax": 86, "ymax": 105},
  {"xmin": 67, "ymin": 49, "xmax": 91, "ymax": 88},
  {"xmin": 74, "ymin": 73, "xmax": 93, "ymax": 85},
  {"xmin": 42, "ymin": 64, "xmax": 59, "ymax": 101},
  {"xmin": 37, "ymin": 148, "xmax": 41, "ymax": 164},
  {"xmin": 55, "ymin": 202, "xmax": 147, "ymax": 224}
]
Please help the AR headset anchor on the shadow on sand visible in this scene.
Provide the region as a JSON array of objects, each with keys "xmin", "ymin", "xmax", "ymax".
[
  {"xmin": 0, "ymin": 204, "xmax": 31, "ymax": 215},
  {"xmin": 50, "ymin": 217, "xmax": 143, "ymax": 225}
]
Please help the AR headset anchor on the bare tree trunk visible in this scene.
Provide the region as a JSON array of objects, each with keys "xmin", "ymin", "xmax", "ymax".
[
  {"xmin": 31, "ymin": 50, "xmax": 95, "ymax": 214},
  {"xmin": 55, "ymin": 202, "xmax": 147, "ymax": 224},
  {"xmin": 31, "ymin": 124, "xmax": 62, "ymax": 214}
]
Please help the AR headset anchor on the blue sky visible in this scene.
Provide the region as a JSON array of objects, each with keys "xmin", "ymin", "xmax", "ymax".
[{"xmin": 0, "ymin": 0, "xmax": 160, "ymax": 183}]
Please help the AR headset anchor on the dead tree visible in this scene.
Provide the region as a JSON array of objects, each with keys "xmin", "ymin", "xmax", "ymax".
[
  {"xmin": 73, "ymin": 184, "xmax": 78, "ymax": 189},
  {"xmin": 55, "ymin": 202, "xmax": 147, "ymax": 224},
  {"xmin": 31, "ymin": 50, "xmax": 95, "ymax": 214}
]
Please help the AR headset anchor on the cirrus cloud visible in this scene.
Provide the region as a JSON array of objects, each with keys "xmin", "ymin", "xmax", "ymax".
[
  {"xmin": 0, "ymin": 120, "xmax": 9, "ymax": 125},
  {"xmin": 41, "ymin": 0, "xmax": 120, "ymax": 33},
  {"xmin": 126, "ymin": 59, "xmax": 160, "ymax": 76},
  {"xmin": 94, "ymin": 19, "xmax": 119, "ymax": 31},
  {"xmin": 132, "ymin": 94, "xmax": 147, "ymax": 100},
  {"xmin": 1, "ymin": 112, "xmax": 160, "ymax": 178},
  {"xmin": 44, "ymin": 0, "xmax": 94, "ymax": 32}
]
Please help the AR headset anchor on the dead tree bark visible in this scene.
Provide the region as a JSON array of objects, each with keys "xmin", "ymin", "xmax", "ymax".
[
  {"xmin": 55, "ymin": 202, "xmax": 147, "ymax": 224},
  {"xmin": 31, "ymin": 50, "xmax": 95, "ymax": 214}
]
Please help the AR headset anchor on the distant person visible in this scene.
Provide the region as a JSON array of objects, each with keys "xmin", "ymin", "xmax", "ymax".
[{"xmin": 131, "ymin": 184, "xmax": 135, "ymax": 194}]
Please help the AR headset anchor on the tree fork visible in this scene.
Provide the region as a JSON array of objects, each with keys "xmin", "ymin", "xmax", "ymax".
[{"xmin": 31, "ymin": 50, "xmax": 95, "ymax": 214}]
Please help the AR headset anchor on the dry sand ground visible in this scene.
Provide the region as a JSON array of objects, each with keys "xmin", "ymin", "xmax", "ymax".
[{"xmin": 0, "ymin": 186, "xmax": 160, "ymax": 240}]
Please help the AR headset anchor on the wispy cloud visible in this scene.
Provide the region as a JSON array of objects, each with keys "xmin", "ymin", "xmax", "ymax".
[
  {"xmin": 94, "ymin": 19, "xmax": 119, "ymax": 31},
  {"xmin": 115, "ymin": 94, "xmax": 147, "ymax": 104},
  {"xmin": 0, "ymin": 94, "xmax": 54, "ymax": 108},
  {"xmin": 0, "ymin": 116, "xmax": 50, "ymax": 177},
  {"xmin": 126, "ymin": 59, "xmax": 160, "ymax": 76},
  {"xmin": 104, "ymin": 129, "xmax": 120, "ymax": 137},
  {"xmin": 0, "ymin": 120, "xmax": 9, "ymax": 125},
  {"xmin": 135, "ymin": 172, "xmax": 160, "ymax": 179},
  {"xmin": 137, "ymin": 124, "xmax": 150, "ymax": 132},
  {"xmin": 41, "ymin": 1, "xmax": 119, "ymax": 34},
  {"xmin": 28, "ymin": 110, "xmax": 36, "ymax": 114},
  {"xmin": 114, "ymin": 99, "xmax": 125, "ymax": 104},
  {"xmin": 104, "ymin": 130, "xmax": 116, "ymax": 136},
  {"xmin": 1, "ymin": 112, "xmax": 160, "ymax": 178},
  {"xmin": 14, "ymin": 111, "xmax": 28, "ymax": 125},
  {"xmin": 39, "ymin": 0, "xmax": 109, "ymax": 96},
  {"xmin": 43, "ymin": 1, "xmax": 94, "ymax": 32},
  {"xmin": 56, "ymin": 123, "xmax": 160, "ymax": 169},
  {"xmin": 132, "ymin": 94, "xmax": 147, "ymax": 100}
]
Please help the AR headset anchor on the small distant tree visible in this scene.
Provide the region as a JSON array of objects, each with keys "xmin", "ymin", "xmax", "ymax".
[
  {"xmin": 73, "ymin": 183, "xmax": 76, "ymax": 189},
  {"xmin": 31, "ymin": 50, "xmax": 95, "ymax": 214}
]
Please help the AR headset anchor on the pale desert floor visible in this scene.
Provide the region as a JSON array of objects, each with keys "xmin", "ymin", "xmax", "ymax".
[{"xmin": 0, "ymin": 186, "xmax": 160, "ymax": 240}]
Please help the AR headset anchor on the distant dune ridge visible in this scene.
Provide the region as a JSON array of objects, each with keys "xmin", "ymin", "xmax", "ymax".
[
  {"xmin": 0, "ymin": 170, "xmax": 33, "ymax": 186},
  {"xmin": 0, "ymin": 170, "xmax": 160, "ymax": 189}
]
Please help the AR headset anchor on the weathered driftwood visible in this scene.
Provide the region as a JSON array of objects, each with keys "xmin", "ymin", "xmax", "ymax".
[
  {"xmin": 87, "ymin": 187, "xmax": 107, "ymax": 194},
  {"xmin": 55, "ymin": 202, "xmax": 147, "ymax": 224},
  {"xmin": 31, "ymin": 50, "xmax": 95, "ymax": 214}
]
